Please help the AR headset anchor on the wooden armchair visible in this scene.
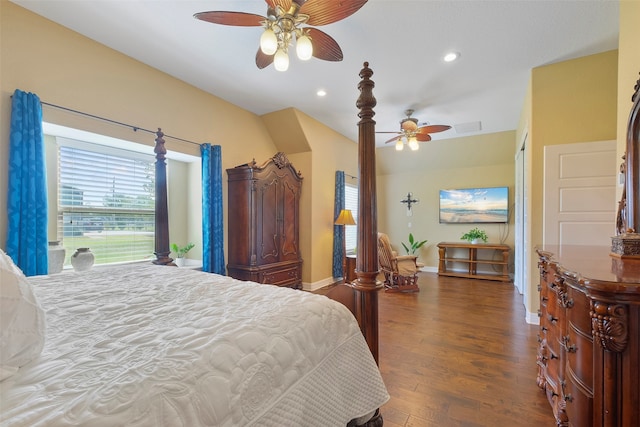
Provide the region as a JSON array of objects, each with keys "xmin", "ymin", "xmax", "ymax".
[{"xmin": 377, "ymin": 232, "xmax": 420, "ymax": 292}]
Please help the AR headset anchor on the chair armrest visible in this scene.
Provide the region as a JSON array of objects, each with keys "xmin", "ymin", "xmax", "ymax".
[{"xmin": 396, "ymin": 257, "xmax": 418, "ymax": 275}]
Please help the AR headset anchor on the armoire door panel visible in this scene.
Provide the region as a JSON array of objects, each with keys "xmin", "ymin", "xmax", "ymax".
[
  {"xmin": 258, "ymin": 176, "xmax": 279, "ymax": 263},
  {"xmin": 281, "ymin": 179, "xmax": 299, "ymax": 259}
]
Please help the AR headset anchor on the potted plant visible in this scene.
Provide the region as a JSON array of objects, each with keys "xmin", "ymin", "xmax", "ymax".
[
  {"xmin": 461, "ymin": 227, "xmax": 488, "ymax": 244},
  {"xmin": 402, "ymin": 233, "xmax": 428, "ymax": 255},
  {"xmin": 171, "ymin": 242, "xmax": 194, "ymax": 267}
]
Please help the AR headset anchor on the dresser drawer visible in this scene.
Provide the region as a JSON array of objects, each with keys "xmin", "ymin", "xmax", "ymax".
[
  {"xmin": 260, "ymin": 266, "xmax": 300, "ymax": 287},
  {"xmin": 565, "ymin": 373, "xmax": 593, "ymax": 427},
  {"xmin": 566, "ymin": 285, "xmax": 590, "ymax": 335},
  {"xmin": 565, "ymin": 324, "xmax": 593, "ymax": 391}
]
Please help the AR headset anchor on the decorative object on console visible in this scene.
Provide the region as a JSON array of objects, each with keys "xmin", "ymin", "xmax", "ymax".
[
  {"xmin": 226, "ymin": 152, "xmax": 303, "ymax": 288},
  {"xmin": 460, "ymin": 227, "xmax": 488, "ymax": 244},
  {"xmin": 335, "ymin": 209, "xmax": 356, "ymax": 282},
  {"xmin": 47, "ymin": 241, "xmax": 65, "ymax": 274},
  {"xmin": 70, "ymin": 247, "xmax": 94, "ymax": 272},
  {"xmin": 171, "ymin": 242, "xmax": 195, "ymax": 267},
  {"xmin": 402, "ymin": 233, "xmax": 427, "ymax": 255},
  {"xmin": 376, "ymin": 109, "xmax": 451, "ymax": 151},
  {"xmin": 193, "ymin": 0, "xmax": 368, "ymax": 71},
  {"xmin": 400, "ymin": 192, "xmax": 418, "ymax": 216}
]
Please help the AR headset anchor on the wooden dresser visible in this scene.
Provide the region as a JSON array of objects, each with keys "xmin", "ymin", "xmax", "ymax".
[
  {"xmin": 536, "ymin": 245, "xmax": 640, "ymax": 427},
  {"xmin": 226, "ymin": 153, "xmax": 303, "ymax": 288}
]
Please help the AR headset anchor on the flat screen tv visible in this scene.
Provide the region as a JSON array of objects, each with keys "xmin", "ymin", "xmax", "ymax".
[{"xmin": 439, "ymin": 186, "xmax": 509, "ymax": 223}]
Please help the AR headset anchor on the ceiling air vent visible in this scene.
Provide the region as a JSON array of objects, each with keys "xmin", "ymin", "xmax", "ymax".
[{"xmin": 454, "ymin": 121, "xmax": 482, "ymax": 134}]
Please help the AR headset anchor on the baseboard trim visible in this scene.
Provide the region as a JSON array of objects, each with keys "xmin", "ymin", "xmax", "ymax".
[
  {"xmin": 526, "ymin": 310, "xmax": 540, "ymax": 325},
  {"xmin": 303, "ymin": 277, "xmax": 337, "ymax": 292}
]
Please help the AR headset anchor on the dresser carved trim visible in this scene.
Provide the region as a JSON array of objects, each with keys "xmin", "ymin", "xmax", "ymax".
[{"xmin": 537, "ymin": 246, "xmax": 640, "ymax": 427}]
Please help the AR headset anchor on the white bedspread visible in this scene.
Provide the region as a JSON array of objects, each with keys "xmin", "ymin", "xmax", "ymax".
[{"xmin": 0, "ymin": 264, "xmax": 388, "ymax": 426}]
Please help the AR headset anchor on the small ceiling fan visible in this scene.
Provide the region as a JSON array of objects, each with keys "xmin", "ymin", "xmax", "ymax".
[
  {"xmin": 377, "ymin": 109, "xmax": 451, "ymax": 151},
  {"xmin": 194, "ymin": 0, "xmax": 368, "ymax": 72}
]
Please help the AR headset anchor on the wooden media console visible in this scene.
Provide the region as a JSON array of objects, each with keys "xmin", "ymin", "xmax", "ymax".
[{"xmin": 437, "ymin": 242, "xmax": 511, "ymax": 282}]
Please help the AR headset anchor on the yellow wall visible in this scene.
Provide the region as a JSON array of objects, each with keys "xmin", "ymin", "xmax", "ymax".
[
  {"xmin": 523, "ymin": 50, "xmax": 619, "ymax": 317},
  {"xmin": 0, "ymin": 2, "xmax": 359, "ymax": 286},
  {"xmin": 376, "ymin": 131, "xmax": 516, "ymax": 269}
]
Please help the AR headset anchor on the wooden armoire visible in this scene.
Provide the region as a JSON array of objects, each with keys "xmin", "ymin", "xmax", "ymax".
[{"xmin": 226, "ymin": 152, "xmax": 303, "ymax": 288}]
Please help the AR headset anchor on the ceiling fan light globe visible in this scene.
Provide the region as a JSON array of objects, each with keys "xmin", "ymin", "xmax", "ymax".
[
  {"xmin": 395, "ymin": 140, "xmax": 404, "ymax": 151},
  {"xmin": 296, "ymin": 34, "xmax": 313, "ymax": 60},
  {"xmin": 408, "ymin": 138, "xmax": 419, "ymax": 151},
  {"xmin": 274, "ymin": 49, "xmax": 289, "ymax": 71},
  {"xmin": 260, "ymin": 28, "xmax": 278, "ymax": 55},
  {"xmin": 401, "ymin": 120, "xmax": 418, "ymax": 132}
]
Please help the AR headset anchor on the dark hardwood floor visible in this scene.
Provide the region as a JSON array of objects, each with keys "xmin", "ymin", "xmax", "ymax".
[{"xmin": 319, "ymin": 272, "xmax": 555, "ymax": 427}]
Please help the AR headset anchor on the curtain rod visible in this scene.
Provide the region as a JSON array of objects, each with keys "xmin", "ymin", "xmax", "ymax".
[{"xmin": 37, "ymin": 99, "xmax": 202, "ymax": 147}]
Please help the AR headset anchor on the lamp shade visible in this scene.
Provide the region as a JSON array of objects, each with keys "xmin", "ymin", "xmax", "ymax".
[{"xmin": 335, "ymin": 209, "xmax": 356, "ymax": 226}]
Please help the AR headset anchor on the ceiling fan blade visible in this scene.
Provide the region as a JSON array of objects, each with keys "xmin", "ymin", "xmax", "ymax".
[
  {"xmin": 302, "ymin": 0, "xmax": 368, "ymax": 26},
  {"xmin": 417, "ymin": 124, "xmax": 451, "ymax": 134},
  {"xmin": 265, "ymin": 0, "xmax": 291, "ymax": 10},
  {"xmin": 307, "ymin": 28, "xmax": 343, "ymax": 61},
  {"xmin": 384, "ymin": 135, "xmax": 401, "ymax": 144},
  {"xmin": 416, "ymin": 133, "xmax": 432, "ymax": 142},
  {"xmin": 256, "ymin": 49, "xmax": 275, "ymax": 69},
  {"xmin": 194, "ymin": 11, "xmax": 265, "ymax": 26}
]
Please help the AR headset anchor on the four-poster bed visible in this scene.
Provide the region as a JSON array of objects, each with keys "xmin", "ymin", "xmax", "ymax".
[{"xmin": 1, "ymin": 63, "xmax": 387, "ymax": 426}]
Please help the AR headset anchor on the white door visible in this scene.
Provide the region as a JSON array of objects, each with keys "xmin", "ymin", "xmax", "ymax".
[{"xmin": 543, "ymin": 140, "xmax": 617, "ymax": 246}]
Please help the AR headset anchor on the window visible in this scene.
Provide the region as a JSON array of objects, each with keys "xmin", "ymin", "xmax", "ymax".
[
  {"xmin": 57, "ymin": 138, "xmax": 156, "ymax": 266},
  {"xmin": 344, "ymin": 183, "xmax": 358, "ymax": 254}
]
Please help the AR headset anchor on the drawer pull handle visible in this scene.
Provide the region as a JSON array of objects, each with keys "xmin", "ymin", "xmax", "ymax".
[
  {"xmin": 564, "ymin": 394, "xmax": 573, "ymax": 402},
  {"xmin": 547, "ymin": 314, "xmax": 558, "ymax": 324},
  {"xmin": 541, "ymin": 296, "xmax": 548, "ymax": 303},
  {"xmin": 550, "ymin": 353, "xmax": 559, "ymax": 360},
  {"xmin": 538, "ymin": 284, "xmax": 542, "ymax": 292},
  {"xmin": 562, "ymin": 336, "xmax": 577, "ymax": 353},
  {"xmin": 541, "ymin": 326, "xmax": 548, "ymax": 332}
]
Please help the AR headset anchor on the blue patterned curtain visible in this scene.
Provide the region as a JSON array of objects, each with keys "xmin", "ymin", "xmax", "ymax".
[
  {"xmin": 201, "ymin": 144, "xmax": 225, "ymax": 274},
  {"xmin": 332, "ymin": 171, "xmax": 346, "ymax": 278},
  {"xmin": 6, "ymin": 89, "xmax": 48, "ymax": 276}
]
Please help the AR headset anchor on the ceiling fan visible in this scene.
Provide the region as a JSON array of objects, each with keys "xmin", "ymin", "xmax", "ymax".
[
  {"xmin": 194, "ymin": 0, "xmax": 368, "ymax": 72},
  {"xmin": 377, "ymin": 109, "xmax": 451, "ymax": 151}
]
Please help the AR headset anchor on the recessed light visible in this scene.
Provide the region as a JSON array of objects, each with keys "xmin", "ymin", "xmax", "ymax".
[
  {"xmin": 444, "ymin": 52, "xmax": 460, "ymax": 62},
  {"xmin": 316, "ymin": 89, "xmax": 327, "ymax": 97}
]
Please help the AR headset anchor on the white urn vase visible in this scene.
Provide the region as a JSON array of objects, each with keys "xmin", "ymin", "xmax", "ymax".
[
  {"xmin": 175, "ymin": 257, "xmax": 185, "ymax": 267},
  {"xmin": 71, "ymin": 247, "xmax": 95, "ymax": 272},
  {"xmin": 48, "ymin": 241, "xmax": 66, "ymax": 274}
]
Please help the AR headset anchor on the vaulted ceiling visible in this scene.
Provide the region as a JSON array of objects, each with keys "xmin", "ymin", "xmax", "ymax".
[{"xmin": 11, "ymin": 0, "xmax": 620, "ymax": 146}]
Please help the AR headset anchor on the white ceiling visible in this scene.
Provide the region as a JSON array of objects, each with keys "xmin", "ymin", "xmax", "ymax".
[{"xmin": 11, "ymin": 0, "xmax": 620, "ymax": 147}]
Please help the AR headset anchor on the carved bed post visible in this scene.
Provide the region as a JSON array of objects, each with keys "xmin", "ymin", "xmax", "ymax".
[
  {"xmin": 354, "ymin": 62, "xmax": 383, "ymax": 364},
  {"xmin": 153, "ymin": 128, "xmax": 174, "ymax": 265}
]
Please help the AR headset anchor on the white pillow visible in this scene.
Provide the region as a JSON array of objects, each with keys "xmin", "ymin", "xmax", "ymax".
[{"xmin": 0, "ymin": 248, "xmax": 46, "ymax": 381}]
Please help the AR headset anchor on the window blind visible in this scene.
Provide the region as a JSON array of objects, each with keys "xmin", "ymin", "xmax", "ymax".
[
  {"xmin": 345, "ymin": 184, "xmax": 359, "ymax": 254},
  {"xmin": 57, "ymin": 140, "xmax": 156, "ymax": 266}
]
